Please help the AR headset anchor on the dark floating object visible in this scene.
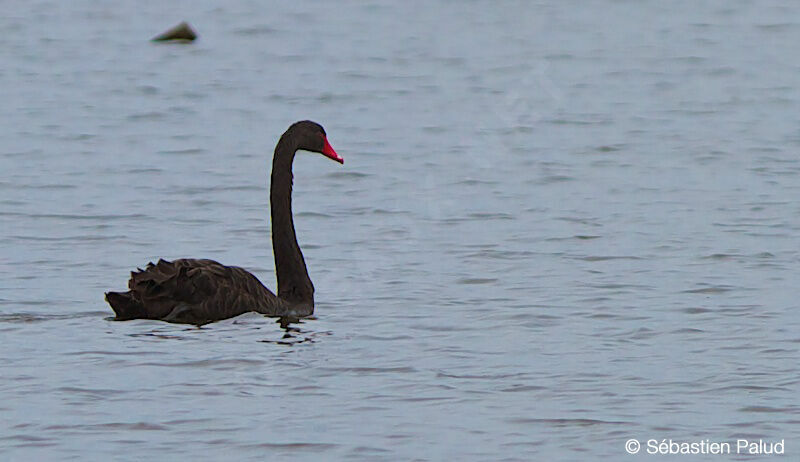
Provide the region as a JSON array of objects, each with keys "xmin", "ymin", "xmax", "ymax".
[
  {"xmin": 105, "ymin": 121, "xmax": 344, "ymax": 325},
  {"xmin": 151, "ymin": 21, "xmax": 197, "ymax": 42}
]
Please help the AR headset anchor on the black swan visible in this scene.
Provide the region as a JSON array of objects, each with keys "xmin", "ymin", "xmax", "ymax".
[{"xmin": 105, "ymin": 120, "xmax": 343, "ymax": 325}]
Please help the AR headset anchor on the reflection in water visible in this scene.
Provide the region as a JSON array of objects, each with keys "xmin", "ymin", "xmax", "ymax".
[
  {"xmin": 104, "ymin": 314, "xmax": 328, "ymax": 345},
  {"xmin": 128, "ymin": 331, "xmax": 194, "ymax": 341},
  {"xmin": 262, "ymin": 316, "xmax": 328, "ymax": 346}
]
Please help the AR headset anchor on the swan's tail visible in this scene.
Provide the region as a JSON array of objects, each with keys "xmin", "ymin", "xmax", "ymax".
[{"xmin": 105, "ymin": 291, "xmax": 144, "ymax": 320}]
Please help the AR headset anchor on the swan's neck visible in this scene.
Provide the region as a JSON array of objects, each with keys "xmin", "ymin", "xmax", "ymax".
[{"xmin": 270, "ymin": 135, "xmax": 314, "ymax": 307}]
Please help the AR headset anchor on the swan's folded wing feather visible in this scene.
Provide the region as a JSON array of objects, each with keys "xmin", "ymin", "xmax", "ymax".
[{"xmin": 125, "ymin": 258, "xmax": 280, "ymax": 323}]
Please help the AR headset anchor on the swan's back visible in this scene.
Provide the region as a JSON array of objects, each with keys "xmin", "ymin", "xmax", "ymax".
[{"xmin": 105, "ymin": 258, "xmax": 284, "ymax": 325}]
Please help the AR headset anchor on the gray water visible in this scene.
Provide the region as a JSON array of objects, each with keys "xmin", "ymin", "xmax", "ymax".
[{"xmin": 1, "ymin": 1, "xmax": 798, "ymax": 460}]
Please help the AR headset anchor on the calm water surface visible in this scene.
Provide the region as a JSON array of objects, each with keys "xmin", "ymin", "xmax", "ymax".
[{"xmin": 1, "ymin": 1, "xmax": 799, "ymax": 460}]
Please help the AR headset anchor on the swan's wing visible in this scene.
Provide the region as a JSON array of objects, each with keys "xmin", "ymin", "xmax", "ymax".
[{"xmin": 108, "ymin": 258, "xmax": 281, "ymax": 324}]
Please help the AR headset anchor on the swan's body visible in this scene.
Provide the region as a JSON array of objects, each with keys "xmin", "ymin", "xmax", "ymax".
[
  {"xmin": 106, "ymin": 258, "xmax": 296, "ymax": 325},
  {"xmin": 105, "ymin": 121, "xmax": 343, "ymax": 325}
]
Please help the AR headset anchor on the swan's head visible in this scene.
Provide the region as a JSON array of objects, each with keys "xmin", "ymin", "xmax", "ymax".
[{"xmin": 291, "ymin": 120, "xmax": 343, "ymax": 164}]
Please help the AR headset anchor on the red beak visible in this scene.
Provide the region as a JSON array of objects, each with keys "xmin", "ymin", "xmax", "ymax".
[{"xmin": 322, "ymin": 137, "xmax": 343, "ymax": 164}]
